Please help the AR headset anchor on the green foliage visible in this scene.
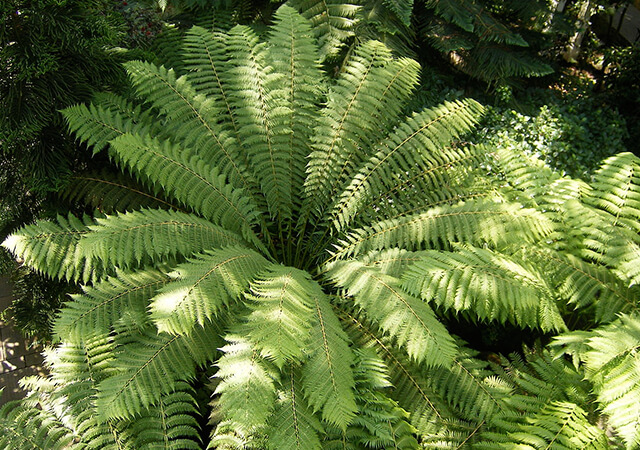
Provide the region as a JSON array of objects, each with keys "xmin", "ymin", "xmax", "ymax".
[
  {"xmin": 0, "ymin": 0, "xmax": 127, "ymax": 192},
  {"xmin": 477, "ymin": 92, "xmax": 629, "ymax": 178},
  {"xmin": 2, "ymin": 5, "xmax": 640, "ymax": 448}
]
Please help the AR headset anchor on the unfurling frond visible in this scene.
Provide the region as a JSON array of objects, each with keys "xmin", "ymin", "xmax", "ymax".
[{"xmin": 328, "ymin": 261, "xmax": 457, "ymax": 367}]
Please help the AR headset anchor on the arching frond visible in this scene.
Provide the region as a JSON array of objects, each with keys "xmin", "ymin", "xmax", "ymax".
[
  {"xmin": 96, "ymin": 323, "xmax": 220, "ymax": 420},
  {"xmin": 431, "ymin": 347, "xmax": 512, "ymax": 426},
  {"xmin": 287, "ymin": 0, "xmax": 359, "ymax": 59},
  {"xmin": 213, "ymin": 336, "xmax": 279, "ymax": 437},
  {"xmin": 584, "ymin": 152, "xmax": 640, "ymax": 285},
  {"xmin": 303, "ymin": 41, "xmax": 420, "ymax": 221},
  {"xmin": 0, "ymin": 400, "xmax": 79, "ymax": 450},
  {"xmin": 82, "ymin": 208, "xmax": 246, "ymax": 270},
  {"xmin": 524, "ymin": 247, "xmax": 640, "ymax": 323},
  {"xmin": 266, "ymin": 368, "xmax": 324, "ymax": 449},
  {"xmin": 61, "ymin": 169, "xmax": 181, "ymax": 214},
  {"xmin": 225, "ymin": 25, "xmax": 295, "ymax": 221},
  {"xmin": 338, "ymin": 307, "xmax": 460, "ymax": 436},
  {"xmin": 402, "ymin": 245, "xmax": 566, "ymax": 332},
  {"xmin": 54, "ymin": 270, "xmax": 168, "ymax": 342},
  {"xmin": 150, "ymin": 246, "xmax": 269, "ymax": 335},
  {"xmin": 322, "ymin": 348, "xmax": 419, "ymax": 448},
  {"xmin": 330, "ymin": 200, "xmax": 554, "ymax": 261},
  {"xmin": 2, "ymin": 213, "xmax": 106, "ymax": 283},
  {"xmin": 330, "ymin": 99, "xmax": 483, "ymax": 231},
  {"xmin": 301, "ymin": 289, "xmax": 357, "ymax": 430},
  {"xmin": 115, "ymin": 382, "xmax": 202, "ymax": 450},
  {"xmin": 583, "ymin": 313, "xmax": 640, "ymax": 449},
  {"xmin": 108, "ymin": 133, "xmax": 262, "ymax": 247},
  {"xmin": 124, "ymin": 60, "xmax": 257, "ymax": 197},
  {"xmin": 477, "ymin": 348, "xmax": 606, "ymax": 449},
  {"xmin": 243, "ymin": 265, "xmax": 317, "ymax": 368},
  {"xmin": 265, "ymin": 5, "xmax": 324, "ymax": 214},
  {"xmin": 61, "ymin": 93, "xmax": 156, "ymax": 154},
  {"xmin": 328, "ymin": 261, "xmax": 457, "ymax": 367},
  {"xmin": 587, "ymin": 153, "xmax": 640, "ymax": 230}
]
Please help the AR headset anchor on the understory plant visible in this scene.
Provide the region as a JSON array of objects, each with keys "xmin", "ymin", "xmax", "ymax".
[{"xmin": 1, "ymin": 5, "xmax": 640, "ymax": 448}]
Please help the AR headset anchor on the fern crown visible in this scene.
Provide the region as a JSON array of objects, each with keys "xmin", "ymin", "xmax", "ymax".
[{"xmin": 3, "ymin": 5, "xmax": 640, "ymax": 449}]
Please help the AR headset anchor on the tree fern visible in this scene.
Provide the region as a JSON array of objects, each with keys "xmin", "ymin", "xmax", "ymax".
[{"xmin": 3, "ymin": 6, "xmax": 639, "ymax": 447}]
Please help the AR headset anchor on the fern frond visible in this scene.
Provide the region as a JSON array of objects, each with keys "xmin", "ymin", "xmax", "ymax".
[
  {"xmin": 61, "ymin": 94, "xmax": 154, "ymax": 154},
  {"xmin": 2, "ymin": 213, "xmax": 107, "ymax": 283},
  {"xmin": 425, "ymin": 0, "xmax": 528, "ymax": 46},
  {"xmin": 402, "ymin": 245, "xmax": 566, "ymax": 332},
  {"xmin": 213, "ymin": 336, "xmax": 279, "ymax": 437},
  {"xmin": 266, "ymin": 367, "xmax": 324, "ymax": 449},
  {"xmin": 584, "ymin": 152, "xmax": 640, "ymax": 284},
  {"xmin": 457, "ymin": 45, "xmax": 554, "ymax": 82},
  {"xmin": 150, "ymin": 246, "xmax": 269, "ymax": 335},
  {"xmin": 304, "ymin": 41, "xmax": 420, "ymax": 221},
  {"xmin": 301, "ymin": 288, "xmax": 357, "ymax": 430},
  {"xmin": 476, "ymin": 347, "xmax": 603, "ymax": 449},
  {"xmin": 330, "ymin": 99, "xmax": 483, "ymax": 231},
  {"xmin": 586, "ymin": 152, "xmax": 640, "ymax": 230},
  {"xmin": 226, "ymin": 25, "xmax": 296, "ymax": 221},
  {"xmin": 431, "ymin": 346, "xmax": 512, "ymax": 425},
  {"xmin": 510, "ymin": 401, "xmax": 608, "ymax": 449},
  {"xmin": 61, "ymin": 169, "xmax": 181, "ymax": 214},
  {"xmin": 322, "ymin": 348, "xmax": 419, "ymax": 448},
  {"xmin": 124, "ymin": 60, "xmax": 258, "ymax": 197},
  {"xmin": 0, "ymin": 401, "xmax": 79, "ymax": 450},
  {"xmin": 243, "ymin": 264, "xmax": 317, "ymax": 368},
  {"xmin": 182, "ymin": 27, "xmax": 233, "ymax": 104},
  {"xmin": 108, "ymin": 133, "xmax": 262, "ymax": 247},
  {"xmin": 328, "ymin": 261, "xmax": 457, "ymax": 367},
  {"xmin": 115, "ymin": 381, "xmax": 201, "ymax": 449},
  {"xmin": 330, "ymin": 200, "xmax": 554, "ymax": 261},
  {"xmin": 359, "ymin": 248, "xmax": 425, "ymax": 277},
  {"xmin": 525, "ymin": 247, "xmax": 639, "ymax": 323},
  {"xmin": 82, "ymin": 208, "xmax": 247, "ymax": 270},
  {"xmin": 287, "ymin": 0, "xmax": 359, "ymax": 59},
  {"xmin": 97, "ymin": 323, "xmax": 220, "ymax": 420},
  {"xmin": 583, "ymin": 313, "xmax": 640, "ymax": 448},
  {"xmin": 54, "ymin": 270, "xmax": 168, "ymax": 341},
  {"xmin": 337, "ymin": 306, "xmax": 459, "ymax": 435},
  {"xmin": 266, "ymin": 5, "xmax": 324, "ymax": 215}
]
